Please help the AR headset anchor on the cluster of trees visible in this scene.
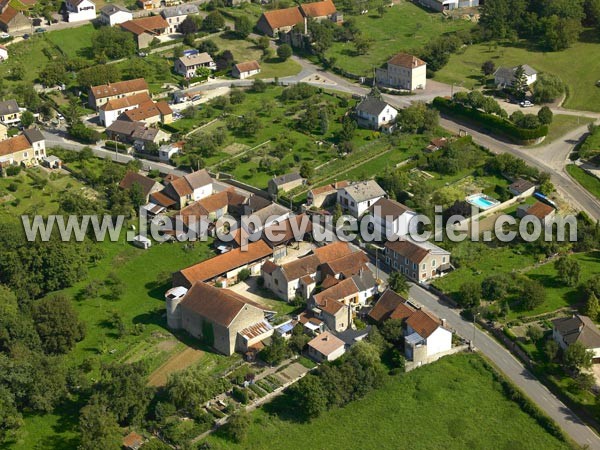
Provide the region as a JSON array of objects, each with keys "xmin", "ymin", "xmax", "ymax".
[
  {"xmin": 307, "ymin": 17, "xmax": 373, "ymax": 60},
  {"xmin": 92, "ymin": 27, "xmax": 136, "ymax": 61},
  {"xmin": 479, "ymin": 0, "xmax": 600, "ymax": 50},
  {"xmin": 419, "ymin": 30, "xmax": 475, "ymax": 73},
  {"xmin": 427, "ymin": 136, "xmax": 484, "ymax": 176},
  {"xmin": 395, "ymin": 101, "xmax": 439, "ymax": 134}
]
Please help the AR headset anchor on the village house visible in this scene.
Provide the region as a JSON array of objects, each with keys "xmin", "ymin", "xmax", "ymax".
[
  {"xmin": 88, "ymin": 78, "xmax": 149, "ymax": 110},
  {"xmin": 424, "ymin": 137, "xmax": 448, "ymax": 153},
  {"xmin": 508, "ymin": 178, "xmax": 536, "ymax": 197},
  {"xmin": 0, "ymin": 100, "xmax": 21, "ymax": 126},
  {"xmin": 122, "ymin": 431, "xmax": 145, "ymax": 450},
  {"xmin": 384, "ymin": 238, "xmax": 452, "ymax": 283},
  {"xmin": 174, "ymin": 52, "xmax": 216, "ymax": 78},
  {"xmin": 0, "ymin": 129, "xmax": 46, "ymax": 169},
  {"xmin": 306, "ymin": 180, "xmax": 348, "ymax": 208},
  {"xmin": 494, "ymin": 64, "xmax": 538, "ymax": 89},
  {"xmin": 240, "ymin": 202, "xmax": 291, "ymax": 235},
  {"xmin": 161, "ymin": 4, "xmax": 198, "ymax": 34},
  {"xmin": 158, "ymin": 144, "xmax": 179, "ymax": 162},
  {"xmin": 0, "ymin": 123, "xmax": 7, "ymax": 140},
  {"xmin": 0, "ymin": 45, "xmax": 8, "ymax": 61},
  {"xmin": 42, "ymin": 155, "xmax": 62, "ymax": 170},
  {"xmin": 119, "ymin": 171, "xmax": 163, "ymax": 204},
  {"xmin": 65, "ymin": 0, "xmax": 96, "ymax": 22},
  {"xmin": 405, "ymin": 309, "xmax": 452, "ymax": 363},
  {"xmin": 376, "ymin": 53, "xmax": 427, "ymax": 91},
  {"xmin": 337, "ymin": 180, "xmax": 386, "ymax": 217},
  {"xmin": 120, "ymin": 98, "xmax": 173, "ymax": 126},
  {"xmin": 99, "ymin": 92, "xmax": 153, "ymax": 127},
  {"xmin": 517, "ymin": 201, "xmax": 556, "ymax": 226},
  {"xmin": 0, "ymin": 0, "xmax": 30, "ymax": 33},
  {"xmin": 299, "ymin": 0, "xmax": 341, "ymax": 23},
  {"xmin": 99, "ymin": 4, "xmax": 132, "ymax": 26},
  {"xmin": 232, "ymin": 60, "xmax": 261, "ymax": 79},
  {"xmin": 120, "ymin": 16, "xmax": 169, "ymax": 49},
  {"xmin": 258, "ymin": 214, "xmax": 313, "ymax": 258},
  {"xmin": 368, "ymin": 289, "xmax": 415, "ymax": 323},
  {"xmin": 414, "ymin": 0, "xmax": 479, "ymax": 12},
  {"xmin": 173, "ymin": 240, "xmax": 274, "ymax": 288},
  {"xmin": 153, "ymin": 169, "xmax": 214, "ymax": 209},
  {"xmin": 552, "ymin": 314, "xmax": 600, "ymax": 363},
  {"xmin": 165, "ymin": 281, "xmax": 274, "ymax": 355},
  {"xmin": 105, "ymin": 119, "xmax": 160, "ymax": 149},
  {"xmin": 256, "ymin": 6, "xmax": 304, "ymax": 37},
  {"xmin": 268, "ymin": 172, "xmax": 305, "ymax": 197},
  {"xmin": 307, "ymin": 331, "xmax": 345, "ymax": 362},
  {"xmin": 137, "ymin": 0, "xmax": 160, "ymax": 11},
  {"xmin": 355, "ymin": 96, "xmax": 398, "ymax": 131},
  {"xmin": 367, "ymin": 197, "xmax": 417, "ymax": 239}
]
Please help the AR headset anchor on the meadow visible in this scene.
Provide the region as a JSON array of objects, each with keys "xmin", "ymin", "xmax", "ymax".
[
  {"xmin": 567, "ymin": 165, "xmax": 600, "ymax": 201},
  {"xmin": 203, "ymin": 353, "xmax": 571, "ymax": 450},
  {"xmin": 324, "ymin": 2, "xmax": 475, "ymax": 76}
]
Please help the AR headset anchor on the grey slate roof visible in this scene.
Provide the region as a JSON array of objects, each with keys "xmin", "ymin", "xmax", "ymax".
[
  {"xmin": 495, "ymin": 64, "xmax": 537, "ymax": 81},
  {"xmin": 161, "ymin": 4, "xmax": 199, "ymax": 17},
  {"xmin": 23, "ymin": 128, "xmax": 44, "ymax": 144},
  {"xmin": 100, "ymin": 4, "xmax": 130, "ymax": 15},
  {"xmin": 356, "ymin": 97, "xmax": 392, "ymax": 116},
  {"xmin": 552, "ymin": 315, "xmax": 600, "ymax": 349},
  {"xmin": 271, "ymin": 172, "xmax": 303, "ymax": 186},
  {"xmin": 0, "ymin": 100, "xmax": 19, "ymax": 116},
  {"xmin": 342, "ymin": 180, "xmax": 386, "ymax": 203}
]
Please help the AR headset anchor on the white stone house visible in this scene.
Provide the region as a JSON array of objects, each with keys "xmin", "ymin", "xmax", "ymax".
[
  {"xmin": 232, "ymin": 61, "xmax": 261, "ymax": 79},
  {"xmin": 355, "ymin": 96, "xmax": 398, "ymax": 131},
  {"xmin": 404, "ymin": 309, "xmax": 452, "ymax": 362},
  {"xmin": 99, "ymin": 4, "xmax": 132, "ymax": 26},
  {"xmin": 65, "ymin": 0, "xmax": 96, "ymax": 22},
  {"xmin": 161, "ymin": 4, "xmax": 199, "ymax": 34},
  {"xmin": 376, "ymin": 53, "xmax": 427, "ymax": 91},
  {"xmin": 368, "ymin": 197, "xmax": 417, "ymax": 239},
  {"xmin": 307, "ymin": 331, "xmax": 346, "ymax": 362},
  {"xmin": 337, "ymin": 180, "xmax": 386, "ymax": 218},
  {"xmin": 0, "ymin": 45, "xmax": 8, "ymax": 61},
  {"xmin": 552, "ymin": 314, "xmax": 600, "ymax": 363},
  {"xmin": 494, "ymin": 65, "xmax": 538, "ymax": 89},
  {"xmin": 174, "ymin": 53, "xmax": 216, "ymax": 78}
]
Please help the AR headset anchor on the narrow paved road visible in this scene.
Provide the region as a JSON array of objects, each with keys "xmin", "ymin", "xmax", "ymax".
[{"xmin": 409, "ymin": 283, "xmax": 600, "ymax": 450}]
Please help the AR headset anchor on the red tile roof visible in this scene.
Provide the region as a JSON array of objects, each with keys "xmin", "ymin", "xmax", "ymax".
[
  {"xmin": 0, "ymin": 6, "xmax": 19, "ymax": 26},
  {"xmin": 119, "ymin": 171, "xmax": 160, "ymax": 197},
  {"xmin": 234, "ymin": 60, "xmax": 260, "ymax": 73},
  {"xmin": 300, "ymin": 0, "xmax": 336, "ymax": 18},
  {"xmin": 526, "ymin": 201, "xmax": 555, "ymax": 220},
  {"xmin": 0, "ymin": 134, "xmax": 31, "ymax": 157},
  {"xmin": 178, "ymin": 240, "xmax": 273, "ymax": 285},
  {"xmin": 261, "ymin": 6, "xmax": 303, "ymax": 30},
  {"xmin": 90, "ymin": 78, "xmax": 148, "ymax": 98},
  {"xmin": 120, "ymin": 15, "xmax": 168, "ymax": 35},
  {"xmin": 312, "ymin": 241, "xmax": 353, "ymax": 264},
  {"xmin": 387, "ymin": 53, "xmax": 426, "ymax": 69},
  {"xmin": 406, "ymin": 309, "xmax": 441, "ymax": 339},
  {"xmin": 307, "ymin": 331, "xmax": 345, "ymax": 356}
]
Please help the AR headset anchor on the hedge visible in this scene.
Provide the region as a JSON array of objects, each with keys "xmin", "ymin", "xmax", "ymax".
[
  {"xmin": 104, "ymin": 140, "xmax": 128, "ymax": 151},
  {"xmin": 159, "ymin": 123, "xmax": 180, "ymax": 134},
  {"xmin": 432, "ymin": 97, "xmax": 548, "ymax": 143}
]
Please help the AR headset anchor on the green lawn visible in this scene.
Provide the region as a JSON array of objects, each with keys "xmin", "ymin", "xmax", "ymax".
[
  {"xmin": 203, "ymin": 353, "xmax": 571, "ymax": 450},
  {"xmin": 566, "ymin": 164, "xmax": 600, "ymax": 200},
  {"xmin": 324, "ymin": 2, "xmax": 475, "ymax": 76},
  {"xmin": 532, "ymin": 115, "xmax": 594, "ymax": 147},
  {"xmin": 434, "ymin": 36, "xmax": 600, "ymax": 112},
  {"xmin": 513, "ymin": 251, "xmax": 600, "ymax": 320},
  {"xmin": 46, "ymin": 24, "xmax": 96, "ymax": 60}
]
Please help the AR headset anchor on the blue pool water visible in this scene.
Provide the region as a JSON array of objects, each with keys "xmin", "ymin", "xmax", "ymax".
[{"xmin": 466, "ymin": 194, "xmax": 499, "ymax": 210}]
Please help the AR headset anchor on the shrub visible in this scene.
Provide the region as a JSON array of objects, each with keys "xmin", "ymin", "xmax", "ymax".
[
  {"xmin": 237, "ymin": 268, "xmax": 251, "ymax": 282},
  {"xmin": 5, "ymin": 165, "xmax": 21, "ymax": 177},
  {"xmin": 231, "ymin": 386, "xmax": 249, "ymax": 404},
  {"xmin": 432, "ymin": 97, "xmax": 548, "ymax": 142}
]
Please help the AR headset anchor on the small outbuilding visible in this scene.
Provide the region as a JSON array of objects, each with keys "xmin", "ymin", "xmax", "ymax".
[
  {"xmin": 307, "ymin": 331, "xmax": 345, "ymax": 362},
  {"xmin": 132, "ymin": 234, "xmax": 152, "ymax": 249}
]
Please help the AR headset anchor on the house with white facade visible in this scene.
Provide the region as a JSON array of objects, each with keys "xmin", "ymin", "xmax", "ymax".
[
  {"xmin": 384, "ymin": 238, "xmax": 452, "ymax": 283},
  {"xmin": 414, "ymin": 0, "xmax": 479, "ymax": 12},
  {"xmin": 376, "ymin": 53, "xmax": 427, "ymax": 91},
  {"xmin": 99, "ymin": 92, "xmax": 152, "ymax": 127},
  {"xmin": 232, "ymin": 60, "xmax": 261, "ymax": 79},
  {"xmin": 355, "ymin": 96, "xmax": 398, "ymax": 131},
  {"xmin": 100, "ymin": 4, "xmax": 132, "ymax": 26},
  {"xmin": 161, "ymin": 4, "xmax": 199, "ymax": 34},
  {"xmin": 0, "ymin": 129, "xmax": 46, "ymax": 170},
  {"xmin": 158, "ymin": 144, "xmax": 180, "ymax": 163},
  {"xmin": 0, "ymin": 45, "xmax": 7, "ymax": 61},
  {"xmin": 368, "ymin": 198, "xmax": 417, "ymax": 240},
  {"xmin": 174, "ymin": 52, "xmax": 216, "ymax": 78},
  {"xmin": 65, "ymin": 0, "xmax": 96, "ymax": 22},
  {"xmin": 307, "ymin": 331, "xmax": 345, "ymax": 362},
  {"xmin": 404, "ymin": 309, "xmax": 452, "ymax": 363},
  {"xmin": 552, "ymin": 314, "xmax": 600, "ymax": 363},
  {"xmin": 0, "ymin": 99, "xmax": 21, "ymax": 126},
  {"xmin": 494, "ymin": 64, "xmax": 538, "ymax": 89},
  {"xmin": 337, "ymin": 180, "xmax": 386, "ymax": 217}
]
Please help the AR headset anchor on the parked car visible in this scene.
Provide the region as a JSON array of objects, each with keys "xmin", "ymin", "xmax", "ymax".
[
  {"xmin": 0, "ymin": 33, "xmax": 10, "ymax": 39},
  {"xmin": 519, "ymin": 100, "xmax": 534, "ymax": 108},
  {"xmin": 34, "ymin": 28, "xmax": 46, "ymax": 33},
  {"xmin": 138, "ymin": 51, "xmax": 147, "ymax": 57},
  {"xmin": 22, "ymin": 34, "xmax": 30, "ymax": 39}
]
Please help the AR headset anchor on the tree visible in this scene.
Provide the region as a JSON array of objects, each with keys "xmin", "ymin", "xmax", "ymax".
[
  {"xmin": 388, "ymin": 272, "xmax": 409, "ymax": 295},
  {"xmin": 380, "ymin": 319, "xmax": 405, "ymax": 345},
  {"xmin": 563, "ymin": 341, "xmax": 593, "ymax": 372},
  {"xmin": 584, "ymin": 292, "xmax": 600, "ymax": 321},
  {"xmin": 353, "ymin": 35, "xmax": 372, "ymax": 55},
  {"xmin": 20, "ymin": 111, "xmax": 35, "ymax": 128},
  {"xmin": 0, "ymin": 386, "xmax": 22, "ymax": 443},
  {"xmin": 215, "ymin": 50, "xmax": 234, "ymax": 71},
  {"xmin": 166, "ymin": 366, "xmax": 228, "ymax": 413},
  {"xmin": 251, "ymin": 78, "xmax": 267, "ymax": 93},
  {"xmin": 481, "ymin": 274, "xmax": 511, "ymax": 301},
  {"xmin": 202, "ymin": 11, "xmax": 225, "ymax": 32},
  {"xmin": 287, "ymin": 374, "xmax": 328, "ymax": 419},
  {"xmin": 77, "ymin": 64, "xmax": 121, "ymax": 88},
  {"xmin": 31, "ymin": 294, "xmax": 85, "ymax": 355},
  {"xmin": 257, "ymin": 35, "xmax": 270, "ymax": 51},
  {"xmin": 234, "ymin": 15, "xmax": 253, "ymax": 38},
  {"xmin": 79, "ymin": 401, "xmax": 122, "ymax": 450},
  {"xmin": 481, "ymin": 60, "xmax": 496, "ymax": 78},
  {"xmin": 197, "ymin": 39, "xmax": 219, "ymax": 56},
  {"xmin": 277, "ymin": 43, "xmax": 292, "ymax": 61},
  {"xmin": 299, "ymin": 162, "xmax": 313, "ymax": 179},
  {"xmin": 554, "ymin": 256, "xmax": 581, "ymax": 287},
  {"xmin": 339, "ymin": 115, "xmax": 356, "ymax": 142},
  {"xmin": 545, "ymin": 339, "xmax": 559, "ymax": 361},
  {"xmin": 179, "ymin": 16, "xmax": 198, "ymax": 35},
  {"xmin": 223, "ymin": 410, "xmax": 250, "ymax": 443},
  {"xmin": 511, "ymin": 65, "xmax": 529, "ymax": 100},
  {"xmin": 39, "ymin": 62, "xmax": 67, "ymax": 87},
  {"xmin": 459, "ymin": 281, "xmax": 482, "ymax": 309},
  {"xmin": 521, "ymin": 279, "xmax": 546, "ymax": 310},
  {"xmin": 532, "ymin": 73, "xmax": 566, "ymax": 105},
  {"xmin": 260, "ymin": 333, "xmax": 290, "ymax": 365},
  {"xmin": 541, "ymin": 15, "xmax": 582, "ymax": 51},
  {"xmin": 92, "ymin": 27, "xmax": 135, "ymax": 60},
  {"xmin": 526, "ymin": 325, "xmax": 544, "ymax": 342},
  {"xmin": 537, "ymin": 106, "xmax": 553, "ymax": 125},
  {"xmin": 11, "ymin": 63, "xmax": 24, "ymax": 81}
]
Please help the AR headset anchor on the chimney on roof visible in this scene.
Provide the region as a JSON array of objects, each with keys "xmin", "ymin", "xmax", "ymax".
[
  {"xmin": 324, "ymin": 335, "xmax": 329, "ymax": 341},
  {"xmin": 441, "ymin": 318, "xmax": 446, "ymax": 328},
  {"xmin": 414, "ymin": 59, "xmax": 417, "ymax": 67}
]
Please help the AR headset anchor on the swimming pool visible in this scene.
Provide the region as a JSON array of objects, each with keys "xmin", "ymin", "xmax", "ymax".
[{"xmin": 466, "ymin": 193, "xmax": 501, "ymax": 210}]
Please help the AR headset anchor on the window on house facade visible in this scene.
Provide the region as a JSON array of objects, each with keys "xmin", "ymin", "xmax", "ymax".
[{"xmin": 432, "ymin": 259, "xmax": 436, "ymax": 268}]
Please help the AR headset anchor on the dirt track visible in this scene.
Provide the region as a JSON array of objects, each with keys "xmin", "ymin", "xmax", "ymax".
[{"xmin": 147, "ymin": 347, "xmax": 204, "ymax": 387}]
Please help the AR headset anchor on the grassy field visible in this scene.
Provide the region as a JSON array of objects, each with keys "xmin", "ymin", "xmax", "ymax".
[
  {"xmin": 324, "ymin": 2, "xmax": 475, "ymax": 76},
  {"xmin": 567, "ymin": 164, "xmax": 600, "ymax": 200},
  {"xmin": 532, "ymin": 115, "xmax": 595, "ymax": 147},
  {"xmin": 513, "ymin": 251, "xmax": 600, "ymax": 319},
  {"xmin": 434, "ymin": 36, "xmax": 600, "ymax": 112},
  {"xmin": 203, "ymin": 353, "xmax": 571, "ymax": 450},
  {"xmin": 45, "ymin": 24, "xmax": 96, "ymax": 60}
]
